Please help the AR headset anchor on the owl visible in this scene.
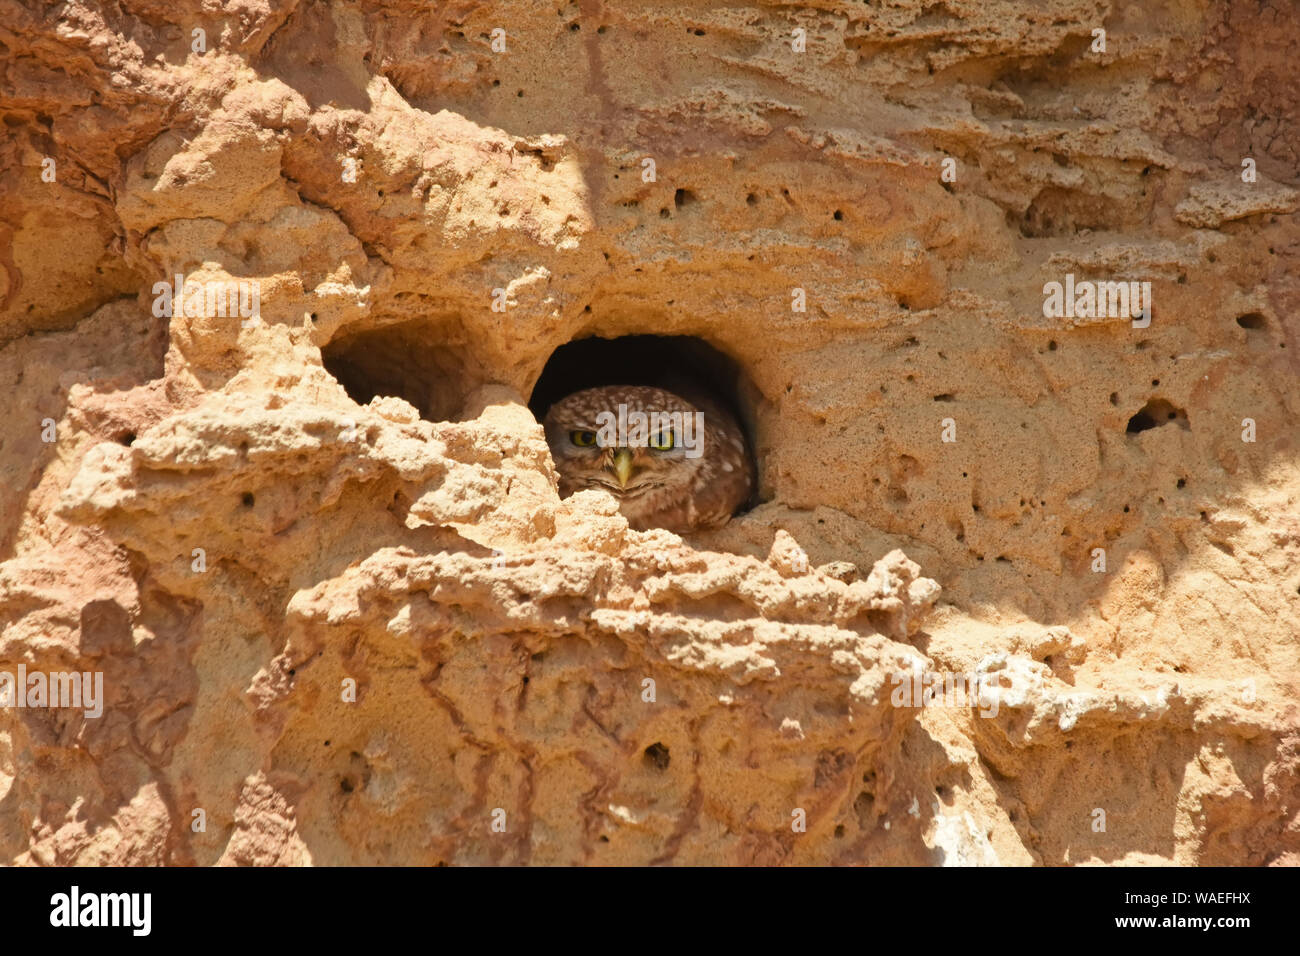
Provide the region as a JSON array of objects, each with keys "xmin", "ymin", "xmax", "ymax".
[{"xmin": 543, "ymin": 384, "xmax": 754, "ymax": 533}]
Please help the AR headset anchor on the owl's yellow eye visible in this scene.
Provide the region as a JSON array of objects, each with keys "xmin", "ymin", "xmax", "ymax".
[
  {"xmin": 569, "ymin": 430, "xmax": 598, "ymax": 447},
  {"xmin": 649, "ymin": 430, "xmax": 675, "ymax": 451}
]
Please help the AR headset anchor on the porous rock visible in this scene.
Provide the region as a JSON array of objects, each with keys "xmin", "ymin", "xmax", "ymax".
[{"xmin": 0, "ymin": 0, "xmax": 1297, "ymax": 865}]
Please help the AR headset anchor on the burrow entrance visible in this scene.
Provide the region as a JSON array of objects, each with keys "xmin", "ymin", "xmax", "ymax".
[
  {"xmin": 528, "ymin": 333, "xmax": 764, "ymax": 509},
  {"xmin": 321, "ymin": 319, "xmax": 482, "ymax": 423}
]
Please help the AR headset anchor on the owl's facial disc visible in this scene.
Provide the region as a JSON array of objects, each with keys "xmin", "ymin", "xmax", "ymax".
[
  {"xmin": 560, "ymin": 418, "xmax": 685, "ymax": 491},
  {"xmin": 543, "ymin": 384, "xmax": 752, "ymax": 532},
  {"xmin": 599, "ymin": 445, "xmax": 672, "ymax": 491}
]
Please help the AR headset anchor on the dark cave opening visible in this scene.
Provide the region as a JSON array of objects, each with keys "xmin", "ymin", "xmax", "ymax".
[
  {"xmin": 528, "ymin": 333, "xmax": 764, "ymax": 511},
  {"xmin": 321, "ymin": 319, "xmax": 480, "ymax": 423},
  {"xmin": 1126, "ymin": 397, "xmax": 1189, "ymax": 434}
]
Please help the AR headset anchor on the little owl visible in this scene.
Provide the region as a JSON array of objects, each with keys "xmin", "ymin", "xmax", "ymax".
[{"xmin": 543, "ymin": 384, "xmax": 754, "ymax": 533}]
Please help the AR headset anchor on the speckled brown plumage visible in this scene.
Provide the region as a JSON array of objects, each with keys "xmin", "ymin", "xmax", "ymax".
[{"xmin": 543, "ymin": 385, "xmax": 754, "ymax": 533}]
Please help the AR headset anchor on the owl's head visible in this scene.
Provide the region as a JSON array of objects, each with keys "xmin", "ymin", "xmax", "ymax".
[{"xmin": 542, "ymin": 385, "xmax": 709, "ymax": 501}]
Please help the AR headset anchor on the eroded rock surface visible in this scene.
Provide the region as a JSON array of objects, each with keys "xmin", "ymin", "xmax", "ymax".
[{"xmin": 0, "ymin": 0, "xmax": 1296, "ymax": 865}]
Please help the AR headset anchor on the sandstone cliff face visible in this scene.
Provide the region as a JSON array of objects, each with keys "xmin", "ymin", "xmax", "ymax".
[{"xmin": 0, "ymin": 0, "xmax": 1296, "ymax": 865}]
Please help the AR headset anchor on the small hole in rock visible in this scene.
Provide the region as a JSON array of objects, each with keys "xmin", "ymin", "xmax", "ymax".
[
  {"xmin": 241, "ymin": 492, "xmax": 255, "ymax": 507},
  {"xmin": 643, "ymin": 742, "xmax": 670, "ymax": 770},
  {"xmin": 1237, "ymin": 313, "xmax": 1267, "ymax": 330},
  {"xmin": 1126, "ymin": 398, "xmax": 1188, "ymax": 434}
]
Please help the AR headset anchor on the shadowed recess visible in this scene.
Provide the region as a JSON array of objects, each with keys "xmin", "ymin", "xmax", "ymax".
[
  {"xmin": 1126, "ymin": 397, "xmax": 1190, "ymax": 434},
  {"xmin": 321, "ymin": 319, "xmax": 479, "ymax": 423},
  {"xmin": 528, "ymin": 333, "xmax": 764, "ymax": 509}
]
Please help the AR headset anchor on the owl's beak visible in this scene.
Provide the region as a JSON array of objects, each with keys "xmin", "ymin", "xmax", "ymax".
[{"xmin": 609, "ymin": 447, "xmax": 635, "ymax": 488}]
